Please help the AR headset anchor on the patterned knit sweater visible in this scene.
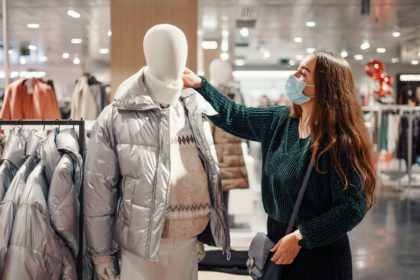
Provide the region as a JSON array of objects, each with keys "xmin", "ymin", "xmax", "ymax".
[
  {"xmin": 196, "ymin": 77, "xmax": 367, "ymax": 249},
  {"xmin": 161, "ymin": 101, "xmax": 211, "ymax": 239}
]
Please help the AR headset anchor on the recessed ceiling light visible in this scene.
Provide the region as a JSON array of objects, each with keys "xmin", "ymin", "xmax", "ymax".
[
  {"xmin": 108, "ymin": 30, "xmax": 112, "ymax": 37},
  {"xmin": 40, "ymin": 56, "xmax": 48, "ymax": 62},
  {"xmin": 341, "ymin": 50, "xmax": 348, "ymax": 58},
  {"xmin": 376, "ymin": 48, "xmax": 386, "ymax": 53},
  {"xmin": 8, "ymin": 49, "xmax": 14, "ymax": 55},
  {"xmin": 99, "ymin": 48, "xmax": 109, "ymax": 54},
  {"xmin": 354, "ymin": 54, "xmax": 364, "ymax": 60},
  {"xmin": 201, "ymin": 41, "xmax": 218, "ymax": 50},
  {"xmin": 360, "ymin": 41, "xmax": 370, "ymax": 50},
  {"xmin": 289, "ymin": 59, "xmax": 296, "ymax": 66},
  {"xmin": 221, "ymin": 52, "xmax": 229, "ymax": 60},
  {"xmin": 235, "ymin": 59, "xmax": 245, "ymax": 66},
  {"xmin": 263, "ymin": 51, "xmax": 271, "ymax": 59},
  {"xmin": 28, "ymin": 45, "xmax": 37, "ymax": 51},
  {"xmin": 62, "ymin": 52, "xmax": 70, "ymax": 59},
  {"xmin": 295, "ymin": 54, "xmax": 304, "ymax": 60},
  {"xmin": 67, "ymin": 10, "xmax": 81, "ymax": 18},
  {"xmin": 305, "ymin": 21, "xmax": 316, "ymax": 27},
  {"xmin": 71, "ymin": 38, "xmax": 82, "ymax": 44},
  {"xmin": 306, "ymin": 48, "xmax": 315, "ymax": 54},
  {"xmin": 411, "ymin": 60, "xmax": 419, "ymax": 65},
  {"xmin": 391, "ymin": 58, "xmax": 399, "ymax": 63},
  {"xmin": 392, "ymin": 32, "xmax": 401, "ymax": 38},
  {"xmin": 73, "ymin": 57, "xmax": 81, "ymax": 65},
  {"xmin": 294, "ymin": 37, "xmax": 303, "ymax": 43},
  {"xmin": 19, "ymin": 57, "xmax": 26, "ymax": 65},
  {"xmin": 27, "ymin": 23, "xmax": 39, "ymax": 29},
  {"xmin": 240, "ymin": 27, "xmax": 249, "ymax": 37}
]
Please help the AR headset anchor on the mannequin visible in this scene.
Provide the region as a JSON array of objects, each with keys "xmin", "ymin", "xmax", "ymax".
[
  {"xmin": 86, "ymin": 24, "xmax": 230, "ymax": 280},
  {"xmin": 208, "ymin": 58, "xmax": 249, "ymax": 227}
]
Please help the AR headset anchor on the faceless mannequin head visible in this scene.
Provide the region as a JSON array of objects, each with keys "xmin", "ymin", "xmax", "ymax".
[
  {"xmin": 143, "ymin": 24, "xmax": 188, "ymax": 84},
  {"xmin": 209, "ymin": 58, "xmax": 233, "ymax": 86}
]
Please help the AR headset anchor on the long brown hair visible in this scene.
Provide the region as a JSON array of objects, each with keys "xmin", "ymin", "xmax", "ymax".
[{"xmin": 291, "ymin": 50, "xmax": 376, "ymax": 211}]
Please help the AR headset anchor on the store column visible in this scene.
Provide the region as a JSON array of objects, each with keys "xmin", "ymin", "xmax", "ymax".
[{"xmin": 111, "ymin": 0, "xmax": 198, "ymax": 96}]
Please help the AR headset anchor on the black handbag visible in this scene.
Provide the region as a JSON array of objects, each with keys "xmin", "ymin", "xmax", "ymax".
[{"xmin": 246, "ymin": 160, "xmax": 314, "ymax": 280}]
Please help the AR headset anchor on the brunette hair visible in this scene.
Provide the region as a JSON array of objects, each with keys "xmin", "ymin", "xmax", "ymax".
[{"xmin": 291, "ymin": 50, "xmax": 376, "ymax": 211}]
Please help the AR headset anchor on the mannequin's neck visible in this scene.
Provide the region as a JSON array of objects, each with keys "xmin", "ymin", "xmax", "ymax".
[{"xmin": 144, "ymin": 67, "xmax": 183, "ymax": 106}]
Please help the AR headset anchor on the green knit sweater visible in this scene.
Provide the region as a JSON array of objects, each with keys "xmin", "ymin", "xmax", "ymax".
[{"xmin": 197, "ymin": 78, "xmax": 366, "ymax": 249}]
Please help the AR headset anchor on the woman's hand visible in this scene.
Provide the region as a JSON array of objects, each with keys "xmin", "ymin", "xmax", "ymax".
[
  {"xmin": 270, "ymin": 232, "xmax": 301, "ymax": 265},
  {"xmin": 182, "ymin": 67, "xmax": 202, "ymax": 88}
]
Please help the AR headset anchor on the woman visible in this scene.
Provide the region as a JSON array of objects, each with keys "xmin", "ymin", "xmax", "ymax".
[{"xmin": 182, "ymin": 50, "xmax": 376, "ymax": 279}]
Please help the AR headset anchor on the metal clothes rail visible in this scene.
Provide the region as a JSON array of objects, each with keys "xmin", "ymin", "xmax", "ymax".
[{"xmin": 0, "ymin": 119, "xmax": 85, "ymax": 280}]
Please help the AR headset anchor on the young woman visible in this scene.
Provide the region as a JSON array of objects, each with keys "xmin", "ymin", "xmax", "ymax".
[{"xmin": 182, "ymin": 50, "xmax": 376, "ymax": 279}]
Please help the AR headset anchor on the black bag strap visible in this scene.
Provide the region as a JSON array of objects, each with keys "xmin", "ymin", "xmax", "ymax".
[{"xmin": 286, "ymin": 159, "xmax": 314, "ymax": 234}]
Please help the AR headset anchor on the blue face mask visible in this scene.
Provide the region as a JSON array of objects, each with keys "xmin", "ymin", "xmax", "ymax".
[{"xmin": 285, "ymin": 75, "xmax": 315, "ymax": 105}]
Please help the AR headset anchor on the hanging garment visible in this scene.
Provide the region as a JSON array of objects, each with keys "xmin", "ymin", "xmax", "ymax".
[
  {"xmin": 211, "ymin": 85, "xmax": 249, "ymax": 191},
  {"xmin": 0, "ymin": 129, "xmax": 26, "ymax": 201},
  {"xmin": 87, "ymin": 76, "xmax": 109, "ymax": 117},
  {"xmin": 84, "ymin": 67, "xmax": 230, "ymax": 265},
  {"xmin": 0, "ymin": 135, "xmax": 6, "ymax": 156},
  {"xmin": 387, "ymin": 114, "xmax": 400, "ymax": 154},
  {"xmin": 379, "ymin": 112, "xmax": 388, "ymax": 151},
  {"xmin": 48, "ymin": 129, "xmax": 83, "ymax": 258},
  {"xmin": 0, "ymin": 130, "xmax": 45, "ymax": 275},
  {"xmin": 70, "ymin": 76, "xmax": 97, "ymax": 120},
  {"xmin": 0, "ymin": 79, "xmax": 61, "ymax": 120},
  {"xmin": 2, "ymin": 131, "xmax": 77, "ymax": 280},
  {"xmin": 396, "ymin": 115, "xmax": 420, "ymax": 166}
]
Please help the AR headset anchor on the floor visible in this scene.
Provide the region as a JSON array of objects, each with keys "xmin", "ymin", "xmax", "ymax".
[{"xmin": 198, "ymin": 185, "xmax": 420, "ymax": 280}]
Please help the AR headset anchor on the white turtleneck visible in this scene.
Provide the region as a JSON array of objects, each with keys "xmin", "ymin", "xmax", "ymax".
[{"xmin": 143, "ymin": 67, "xmax": 183, "ymax": 106}]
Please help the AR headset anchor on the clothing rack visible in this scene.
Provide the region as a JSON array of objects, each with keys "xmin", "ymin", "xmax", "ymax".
[
  {"xmin": 362, "ymin": 106, "xmax": 420, "ymax": 197},
  {"xmin": 0, "ymin": 119, "xmax": 85, "ymax": 280}
]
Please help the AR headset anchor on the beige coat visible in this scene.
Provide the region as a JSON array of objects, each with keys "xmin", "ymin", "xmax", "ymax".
[{"xmin": 70, "ymin": 76, "xmax": 97, "ymax": 120}]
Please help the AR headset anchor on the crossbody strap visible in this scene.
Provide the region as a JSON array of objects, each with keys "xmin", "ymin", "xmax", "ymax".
[{"xmin": 286, "ymin": 159, "xmax": 314, "ymax": 234}]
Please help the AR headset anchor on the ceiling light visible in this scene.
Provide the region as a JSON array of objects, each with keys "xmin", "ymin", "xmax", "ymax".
[
  {"xmin": 289, "ymin": 59, "xmax": 296, "ymax": 66},
  {"xmin": 27, "ymin": 23, "xmax": 39, "ymax": 29},
  {"xmin": 40, "ymin": 56, "xmax": 48, "ymax": 62},
  {"xmin": 8, "ymin": 49, "xmax": 13, "ymax": 55},
  {"xmin": 392, "ymin": 32, "xmax": 401, "ymax": 38},
  {"xmin": 294, "ymin": 37, "xmax": 303, "ymax": 43},
  {"xmin": 376, "ymin": 48, "xmax": 386, "ymax": 53},
  {"xmin": 391, "ymin": 58, "xmax": 399, "ymax": 63},
  {"xmin": 354, "ymin": 54, "xmax": 364, "ymax": 60},
  {"xmin": 295, "ymin": 54, "xmax": 304, "ymax": 60},
  {"xmin": 108, "ymin": 30, "xmax": 112, "ymax": 37},
  {"xmin": 340, "ymin": 50, "xmax": 348, "ymax": 58},
  {"xmin": 19, "ymin": 57, "xmax": 26, "ymax": 65},
  {"xmin": 62, "ymin": 52, "xmax": 70, "ymax": 59},
  {"xmin": 306, "ymin": 48, "xmax": 315, "ymax": 54},
  {"xmin": 360, "ymin": 41, "xmax": 370, "ymax": 50},
  {"xmin": 220, "ymin": 52, "xmax": 229, "ymax": 61},
  {"xmin": 201, "ymin": 41, "xmax": 218, "ymax": 50},
  {"xmin": 71, "ymin": 38, "xmax": 82, "ymax": 44},
  {"xmin": 411, "ymin": 60, "xmax": 419, "ymax": 65},
  {"xmin": 263, "ymin": 51, "xmax": 271, "ymax": 59},
  {"xmin": 99, "ymin": 48, "xmax": 109, "ymax": 54},
  {"xmin": 67, "ymin": 10, "xmax": 81, "ymax": 18},
  {"xmin": 235, "ymin": 59, "xmax": 245, "ymax": 66},
  {"xmin": 73, "ymin": 57, "xmax": 81, "ymax": 65},
  {"xmin": 305, "ymin": 21, "xmax": 316, "ymax": 27},
  {"xmin": 240, "ymin": 28, "xmax": 249, "ymax": 37},
  {"xmin": 28, "ymin": 45, "xmax": 37, "ymax": 51}
]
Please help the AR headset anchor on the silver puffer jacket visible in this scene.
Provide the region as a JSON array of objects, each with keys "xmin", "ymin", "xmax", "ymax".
[
  {"xmin": 0, "ymin": 130, "xmax": 45, "ymax": 274},
  {"xmin": 2, "ymin": 129, "xmax": 82, "ymax": 279},
  {"xmin": 84, "ymin": 68, "xmax": 231, "ymax": 262},
  {"xmin": 0, "ymin": 128, "xmax": 26, "ymax": 201}
]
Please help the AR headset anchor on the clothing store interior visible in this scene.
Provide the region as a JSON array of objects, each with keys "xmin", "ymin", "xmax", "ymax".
[{"xmin": 0, "ymin": 0, "xmax": 420, "ymax": 280}]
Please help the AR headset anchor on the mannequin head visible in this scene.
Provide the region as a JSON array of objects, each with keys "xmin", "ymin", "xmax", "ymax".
[
  {"xmin": 143, "ymin": 24, "xmax": 188, "ymax": 84},
  {"xmin": 209, "ymin": 58, "xmax": 233, "ymax": 86}
]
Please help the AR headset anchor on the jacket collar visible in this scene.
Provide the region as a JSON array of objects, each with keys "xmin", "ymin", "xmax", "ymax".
[
  {"xmin": 42, "ymin": 129, "xmax": 61, "ymax": 185},
  {"xmin": 113, "ymin": 67, "xmax": 218, "ymax": 116},
  {"xmin": 1, "ymin": 128, "xmax": 26, "ymax": 168},
  {"xmin": 26, "ymin": 130, "xmax": 47, "ymax": 157},
  {"xmin": 56, "ymin": 129, "xmax": 83, "ymax": 191}
]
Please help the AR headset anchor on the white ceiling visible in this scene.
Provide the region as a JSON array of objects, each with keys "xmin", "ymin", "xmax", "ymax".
[
  {"xmin": 200, "ymin": 0, "xmax": 420, "ymax": 67},
  {"xmin": 0, "ymin": 0, "xmax": 419, "ymax": 72}
]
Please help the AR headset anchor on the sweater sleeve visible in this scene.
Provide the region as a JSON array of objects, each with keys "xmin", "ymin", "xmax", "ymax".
[
  {"xmin": 196, "ymin": 77, "xmax": 289, "ymax": 142},
  {"xmin": 297, "ymin": 161, "xmax": 366, "ymax": 249}
]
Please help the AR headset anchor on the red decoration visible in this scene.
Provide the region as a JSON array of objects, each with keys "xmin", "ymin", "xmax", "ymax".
[
  {"xmin": 379, "ymin": 73, "xmax": 392, "ymax": 86},
  {"xmin": 365, "ymin": 60, "xmax": 384, "ymax": 79}
]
